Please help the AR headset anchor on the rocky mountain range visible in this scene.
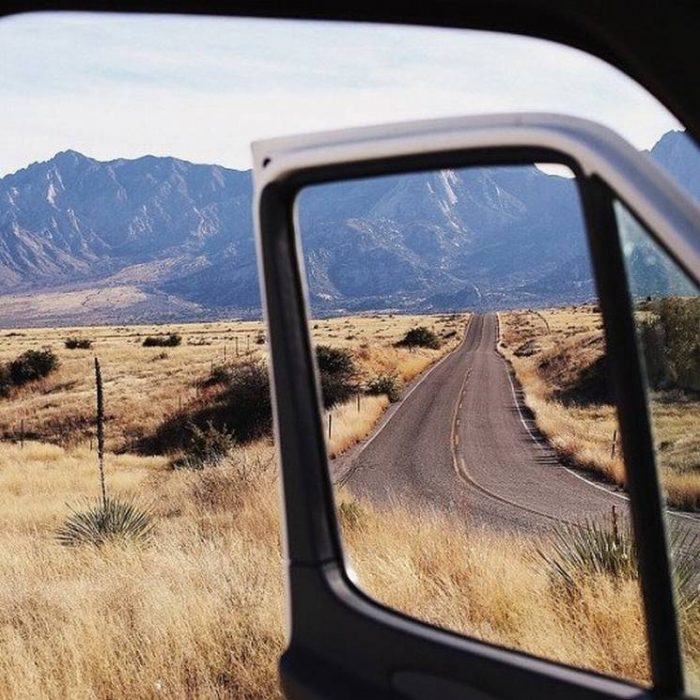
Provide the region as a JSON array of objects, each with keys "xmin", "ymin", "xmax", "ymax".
[{"xmin": 0, "ymin": 129, "xmax": 696, "ymax": 325}]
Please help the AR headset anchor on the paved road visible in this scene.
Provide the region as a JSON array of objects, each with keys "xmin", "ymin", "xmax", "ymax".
[{"xmin": 340, "ymin": 313, "xmax": 697, "ymax": 533}]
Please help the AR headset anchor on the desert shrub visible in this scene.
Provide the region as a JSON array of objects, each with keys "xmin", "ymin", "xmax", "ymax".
[
  {"xmin": 366, "ymin": 373, "xmax": 400, "ymax": 402},
  {"xmin": 8, "ymin": 348, "xmax": 59, "ymax": 386},
  {"xmin": 143, "ymin": 333, "xmax": 181, "ymax": 348},
  {"xmin": 56, "ymin": 497, "xmax": 155, "ymax": 547},
  {"xmin": 141, "ymin": 359, "xmax": 272, "ymax": 454},
  {"xmin": 316, "ymin": 345, "xmax": 355, "ymax": 375},
  {"xmin": 65, "ymin": 336, "xmax": 93, "ymax": 349},
  {"xmin": 0, "ymin": 366, "xmax": 12, "ymax": 397},
  {"xmin": 175, "ymin": 421, "xmax": 235, "ymax": 470},
  {"xmin": 538, "ymin": 508, "xmax": 699, "ymax": 610},
  {"xmin": 639, "ymin": 297, "xmax": 700, "ymax": 391},
  {"xmin": 316, "ymin": 345, "xmax": 357, "ymax": 407},
  {"xmin": 255, "ymin": 332, "xmax": 266, "ymax": 345},
  {"xmin": 396, "ymin": 326, "xmax": 441, "ymax": 349},
  {"xmin": 200, "ymin": 363, "xmax": 233, "ymax": 388}
]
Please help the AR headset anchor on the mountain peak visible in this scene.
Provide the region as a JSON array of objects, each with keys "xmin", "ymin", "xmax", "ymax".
[
  {"xmin": 52, "ymin": 149, "xmax": 91, "ymax": 165},
  {"xmin": 648, "ymin": 129, "xmax": 700, "ymax": 200}
]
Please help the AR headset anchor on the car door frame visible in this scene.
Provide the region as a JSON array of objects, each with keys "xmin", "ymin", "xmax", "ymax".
[{"xmin": 253, "ymin": 113, "xmax": 700, "ymax": 700}]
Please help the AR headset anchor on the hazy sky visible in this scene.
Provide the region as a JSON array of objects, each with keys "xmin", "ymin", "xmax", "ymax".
[{"xmin": 0, "ymin": 12, "xmax": 682, "ymax": 176}]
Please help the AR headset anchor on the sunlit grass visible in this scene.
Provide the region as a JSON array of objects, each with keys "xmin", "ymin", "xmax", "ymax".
[{"xmin": 499, "ymin": 305, "xmax": 700, "ymax": 510}]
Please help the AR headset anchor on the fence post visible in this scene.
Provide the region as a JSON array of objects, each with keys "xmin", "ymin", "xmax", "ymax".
[
  {"xmin": 611, "ymin": 429, "xmax": 618, "ymax": 459},
  {"xmin": 223, "ymin": 345, "xmax": 227, "ymax": 362},
  {"xmin": 328, "ymin": 413, "xmax": 333, "ymax": 441},
  {"xmin": 235, "ymin": 336, "xmax": 239, "ymax": 356},
  {"xmin": 247, "ymin": 334, "xmax": 250, "ymax": 354},
  {"xmin": 357, "ymin": 391, "xmax": 361, "ymax": 413}
]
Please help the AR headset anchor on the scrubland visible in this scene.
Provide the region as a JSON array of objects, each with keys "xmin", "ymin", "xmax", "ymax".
[
  {"xmin": 499, "ymin": 304, "xmax": 700, "ymax": 511},
  {"xmin": 0, "ymin": 310, "xmax": 697, "ymax": 698},
  {"xmin": 0, "ymin": 313, "xmax": 463, "ymax": 452},
  {"xmin": 4, "ymin": 438, "xmax": 691, "ymax": 698}
]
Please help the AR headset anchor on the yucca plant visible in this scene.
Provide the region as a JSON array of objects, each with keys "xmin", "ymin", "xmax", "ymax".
[
  {"xmin": 538, "ymin": 506, "xmax": 699, "ymax": 611},
  {"xmin": 56, "ymin": 497, "xmax": 155, "ymax": 547},
  {"xmin": 57, "ymin": 357, "xmax": 155, "ymax": 546}
]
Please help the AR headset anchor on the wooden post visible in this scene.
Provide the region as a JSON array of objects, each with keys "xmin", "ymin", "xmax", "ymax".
[
  {"xmin": 611, "ymin": 429, "xmax": 618, "ymax": 459},
  {"xmin": 357, "ymin": 391, "xmax": 361, "ymax": 413},
  {"xmin": 247, "ymin": 334, "xmax": 250, "ymax": 353},
  {"xmin": 95, "ymin": 358, "xmax": 107, "ymax": 508},
  {"xmin": 223, "ymin": 345, "xmax": 227, "ymax": 362},
  {"xmin": 328, "ymin": 413, "xmax": 333, "ymax": 441},
  {"xmin": 235, "ymin": 335, "xmax": 239, "ymax": 356}
]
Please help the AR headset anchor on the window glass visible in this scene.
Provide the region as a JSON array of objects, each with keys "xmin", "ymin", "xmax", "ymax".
[
  {"xmin": 616, "ymin": 201, "xmax": 700, "ymax": 694},
  {"xmin": 296, "ymin": 164, "xmax": 648, "ymax": 684}
]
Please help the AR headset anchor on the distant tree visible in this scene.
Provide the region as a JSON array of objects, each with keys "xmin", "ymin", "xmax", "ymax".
[
  {"xmin": 315, "ymin": 345, "xmax": 357, "ymax": 407},
  {"xmin": 639, "ymin": 297, "xmax": 700, "ymax": 391},
  {"xmin": 395, "ymin": 326, "xmax": 441, "ymax": 350}
]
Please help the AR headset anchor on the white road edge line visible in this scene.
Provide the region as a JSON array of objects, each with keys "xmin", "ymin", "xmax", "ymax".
[{"xmin": 496, "ymin": 313, "xmax": 699, "ymax": 523}]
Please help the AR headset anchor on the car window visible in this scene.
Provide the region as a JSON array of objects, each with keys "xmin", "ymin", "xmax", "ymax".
[
  {"xmin": 0, "ymin": 11, "xmax": 694, "ymax": 697},
  {"xmin": 616, "ymin": 201, "xmax": 700, "ymax": 695},
  {"xmin": 295, "ymin": 162, "xmax": 651, "ymax": 684}
]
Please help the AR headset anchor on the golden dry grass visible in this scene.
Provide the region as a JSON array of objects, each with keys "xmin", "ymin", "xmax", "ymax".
[
  {"xmin": 0, "ymin": 441, "xmax": 284, "ymax": 699},
  {"xmin": 338, "ymin": 495, "xmax": 654, "ymax": 686},
  {"xmin": 0, "ymin": 313, "xmax": 466, "ymax": 454},
  {"xmin": 3, "ymin": 438, "xmax": 697, "ymax": 697},
  {"xmin": 498, "ymin": 305, "xmax": 700, "ymax": 510},
  {"xmin": 326, "ymin": 395, "xmax": 389, "ymax": 458},
  {"xmin": 2, "ymin": 310, "xmax": 696, "ymax": 697}
]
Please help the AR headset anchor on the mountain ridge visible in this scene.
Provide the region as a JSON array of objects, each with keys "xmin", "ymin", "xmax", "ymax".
[{"xmin": 0, "ymin": 129, "xmax": 696, "ymax": 325}]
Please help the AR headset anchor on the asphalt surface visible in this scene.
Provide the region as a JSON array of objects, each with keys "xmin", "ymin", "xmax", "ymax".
[{"xmin": 338, "ymin": 313, "xmax": 699, "ymax": 534}]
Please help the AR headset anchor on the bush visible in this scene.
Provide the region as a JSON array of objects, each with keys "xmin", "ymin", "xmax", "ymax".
[
  {"xmin": 176, "ymin": 421, "xmax": 235, "ymax": 469},
  {"xmin": 366, "ymin": 373, "xmax": 401, "ymax": 402},
  {"xmin": 56, "ymin": 496, "xmax": 155, "ymax": 547},
  {"xmin": 639, "ymin": 297, "xmax": 700, "ymax": 391},
  {"xmin": 316, "ymin": 345, "xmax": 357, "ymax": 407},
  {"xmin": 200, "ymin": 363, "xmax": 233, "ymax": 388},
  {"xmin": 316, "ymin": 345, "xmax": 355, "ymax": 376},
  {"xmin": 140, "ymin": 359, "xmax": 272, "ymax": 455},
  {"xmin": 396, "ymin": 326, "xmax": 441, "ymax": 349},
  {"xmin": 143, "ymin": 333, "xmax": 181, "ymax": 348},
  {"xmin": 8, "ymin": 348, "xmax": 59, "ymax": 387},
  {"xmin": 65, "ymin": 337, "xmax": 93, "ymax": 349}
]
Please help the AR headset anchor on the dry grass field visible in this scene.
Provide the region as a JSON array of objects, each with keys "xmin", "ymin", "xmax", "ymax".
[
  {"xmin": 5, "ymin": 437, "xmax": 694, "ymax": 698},
  {"xmin": 0, "ymin": 312, "xmax": 467, "ymax": 698},
  {"xmin": 0, "ymin": 310, "xmax": 697, "ymax": 697},
  {"xmin": 498, "ymin": 304, "xmax": 700, "ymax": 511},
  {"xmin": 0, "ymin": 313, "xmax": 464, "ymax": 454}
]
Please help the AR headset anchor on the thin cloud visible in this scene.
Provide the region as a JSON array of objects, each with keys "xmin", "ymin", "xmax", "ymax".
[{"xmin": 0, "ymin": 13, "xmax": 680, "ymax": 175}]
